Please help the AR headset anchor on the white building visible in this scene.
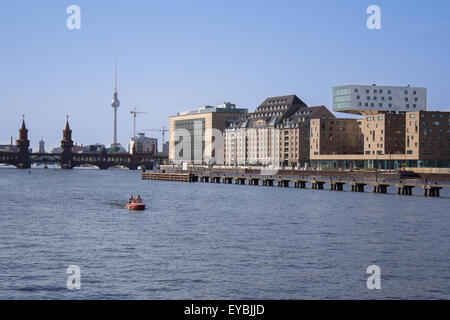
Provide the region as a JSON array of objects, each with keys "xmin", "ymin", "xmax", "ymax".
[
  {"xmin": 129, "ymin": 133, "xmax": 157, "ymax": 155},
  {"xmin": 332, "ymin": 84, "xmax": 427, "ymax": 114},
  {"xmin": 51, "ymin": 147, "xmax": 62, "ymax": 154},
  {"xmin": 224, "ymin": 95, "xmax": 306, "ymax": 167},
  {"xmin": 38, "ymin": 139, "xmax": 45, "ymax": 153}
]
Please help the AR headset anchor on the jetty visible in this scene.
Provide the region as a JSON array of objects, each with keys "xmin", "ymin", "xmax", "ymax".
[{"xmin": 141, "ymin": 168, "xmax": 450, "ymax": 198}]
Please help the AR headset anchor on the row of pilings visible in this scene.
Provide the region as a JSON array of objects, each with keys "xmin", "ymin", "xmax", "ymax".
[{"xmin": 144, "ymin": 172, "xmax": 446, "ymax": 198}]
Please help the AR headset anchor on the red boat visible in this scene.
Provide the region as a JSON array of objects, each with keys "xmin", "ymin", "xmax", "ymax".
[{"xmin": 126, "ymin": 203, "xmax": 146, "ymax": 211}]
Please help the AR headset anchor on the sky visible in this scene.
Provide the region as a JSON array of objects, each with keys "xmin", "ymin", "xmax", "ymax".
[{"xmin": 0, "ymin": 0, "xmax": 449, "ymax": 150}]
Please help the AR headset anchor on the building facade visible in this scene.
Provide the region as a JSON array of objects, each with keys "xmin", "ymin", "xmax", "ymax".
[
  {"xmin": 277, "ymin": 106, "xmax": 335, "ymax": 168},
  {"xmin": 169, "ymin": 102, "xmax": 248, "ymax": 164},
  {"xmin": 0, "ymin": 137, "xmax": 17, "ymax": 153},
  {"xmin": 361, "ymin": 112, "xmax": 406, "ymax": 157},
  {"xmin": 224, "ymin": 95, "xmax": 336, "ymax": 168},
  {"xmin": 310, "ymin": 110, "xmax": 450, "ymax": 169},
  {"xmin": 310, "ymin": 118, "xmax": 364, "ymax": 157},
  {"xmin": 224, "ymin": 95, "xmax": 306, "ymax": 167},
  {"xmin": 404, "ymin": 110, "xmax": 450, "ymax": 167},
  {"xmin": 38, "ymin": 139, "xmax": 45, "ymax": 153},
  {"xmin": 163, "ymin": 141, "xmax": 169, "ymax": 157},
  {"xmin": 129, "ymin": 133, "xmax": 157, "ymax": 155},
  {"xmin": 332, "ymin": 84, "xmax": 427, "ymax": 114}
]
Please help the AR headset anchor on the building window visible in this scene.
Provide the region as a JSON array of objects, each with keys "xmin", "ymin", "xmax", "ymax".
[
  {"xmin": 413, "ymin": 91, "xmax": 416, "ymax": 95},
  {"xmin": 404, "ymin": 90, "xmax": 408, "ymax": 94},
  {"xmin": 367, "ymin": 96, "xmax": 370, "ymax": 100},
  {"xmin": 388, "ymin": 90, "xmax": 391, "ymax": 94},
  {"xmin": 406, "ymin": 104, "xmax": 410, "ymax": 108},
  {"xmin": 354, "ymin": 88, "xmax": 358, "ymax": 93},
  {"xmin": 388, "ymin": 104, "xmax": 392, "ymax": 108},
  {"xmin": 357, "ymin": 95, "xmax": 360, "ymax": 99},
  {"xmin": 405, "ymin": 98, "xmax": 408, "ymax": 101}
]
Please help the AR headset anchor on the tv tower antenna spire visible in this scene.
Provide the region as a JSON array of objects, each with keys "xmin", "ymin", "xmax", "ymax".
[{"xmin": 110, "ymin": 61, "xmax": 120, "ymax": 147}]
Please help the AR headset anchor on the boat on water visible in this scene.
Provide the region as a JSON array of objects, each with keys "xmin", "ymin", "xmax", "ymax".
[{"xmin": 126, "ymin": 203, "xmax": 146, "ymax": 211}]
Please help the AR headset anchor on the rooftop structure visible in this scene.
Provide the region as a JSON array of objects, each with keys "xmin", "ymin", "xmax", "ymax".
[{"xmin": 332, "ymin": 84, "xmax": 427, "ymax": 114}]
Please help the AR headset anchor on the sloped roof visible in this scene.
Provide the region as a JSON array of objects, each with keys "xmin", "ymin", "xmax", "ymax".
[
  {"xmin": 229, "ymin": 94, "xmax": 309, "ymax": 129},
  {"xmin": 277, "ymin": 105, "xmax": 336, "ymax": 128}
]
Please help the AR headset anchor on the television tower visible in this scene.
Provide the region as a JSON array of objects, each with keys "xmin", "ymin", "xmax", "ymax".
[{"xmin": 110, "ymin": 61, "xmax": 120, "ymax": 146}]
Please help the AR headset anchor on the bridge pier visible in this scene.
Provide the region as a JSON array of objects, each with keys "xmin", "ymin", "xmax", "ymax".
[
  {"xmin": 330, "ymin": 182, "xmax": 345, "ymax": 191},
  {"xmin": 277, "ymin": 180, "xmax": 289, "ymax": 188},
  {"xmin": 311, "ymin": 180, "xmax": 325, "ymax": 190},
  {"xmin": 397, "ymin": 184, "xmax": 414, "ymax": 196},
  {"xmin": 373, "ymin": 184, "xmax": 389, "ymax": 193},
  {"xmin": 222, "ymin": 176, "xmax": 233, "ymax": 184},
  {"xmin": 351, "ymin": 183, "xmax": 366, "ymax": 192},
  {"xmin": 424, "ymin": 186, "xmax": 441, "ymax": 197}
]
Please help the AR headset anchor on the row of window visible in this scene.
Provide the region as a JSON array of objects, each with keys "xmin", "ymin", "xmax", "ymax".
[
  {"xmin": 267, "ymin": 99, "xmax": 288, "ymax": 104},
  {"xmin": 357, "ymin": 96, "xmax": 419, "ymax": 102},
  {"xmin": 358, "ymin": 102, "xmax": 419, "ymax": 108},
  {"xmin": 259, "ymin": 105, "xmax": 288, "ymax": 111},
  {"xmin": 421, "ymin": 121, "xmax": 447, "ymax": 126},
  {"xmin": 423, "ymin": 128, "xmax": 447, "ymax": 134},
  {"xmin": 355, "ymin": 88, "xmax": 418, "ymax": 95}
]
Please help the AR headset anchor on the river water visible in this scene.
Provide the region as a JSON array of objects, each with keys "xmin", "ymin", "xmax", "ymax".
[{"xmin": 0, "ymin": 167, "xmax": 449, "ymax": 299}]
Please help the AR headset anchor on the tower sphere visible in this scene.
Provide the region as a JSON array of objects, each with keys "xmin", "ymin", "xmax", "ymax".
[{"xmin": 111, "ymin": 96, "xmax": 120, "ymax": 108}]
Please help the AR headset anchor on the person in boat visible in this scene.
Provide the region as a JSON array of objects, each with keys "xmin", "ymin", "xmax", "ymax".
[
  {"xmin": 128, "ymin": 195, "xmax": 135, "ymax": 204},
  {"xmin": 135, "ymin": 195, "xmax": 142, "ymax": 203}
]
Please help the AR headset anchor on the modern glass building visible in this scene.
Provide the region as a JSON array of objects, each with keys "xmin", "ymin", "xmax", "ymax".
[{"xmin": 332, "ymin": 84, "xmax": 427, "ymax": 114}]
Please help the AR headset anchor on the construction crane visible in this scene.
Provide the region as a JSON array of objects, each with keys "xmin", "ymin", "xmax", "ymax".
[
  {"xmin": 144, "ymin": 126, "xmax": 169, "ymax": 154},
  {"xmin": 130, "ymin": 107, "xmax": 148, "ymax": 137}
]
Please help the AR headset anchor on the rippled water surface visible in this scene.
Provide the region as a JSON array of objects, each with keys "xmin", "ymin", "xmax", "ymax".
[{"xmin": 0, "ymin": 168, "xmax": 449, "ymax": 299}]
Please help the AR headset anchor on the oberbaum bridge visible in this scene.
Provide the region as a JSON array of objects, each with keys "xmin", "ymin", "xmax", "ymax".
[{"xmin": 0, "ymin": 117, "xmax": 156, "ymax": 170}]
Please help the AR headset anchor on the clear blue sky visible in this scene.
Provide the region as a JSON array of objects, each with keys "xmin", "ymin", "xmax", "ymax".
[{"xmin": 0, "ymin": 0, "xmax": 449, "ymax": 150}]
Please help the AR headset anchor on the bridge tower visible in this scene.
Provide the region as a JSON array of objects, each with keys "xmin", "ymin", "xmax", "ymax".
[
  {"xmin": 16, "ymin": 115, "xmax": 30, "ymax": 169},
  {"xmin": 61, "ymin": 116, "xmax": 74, "ymax": 169}
]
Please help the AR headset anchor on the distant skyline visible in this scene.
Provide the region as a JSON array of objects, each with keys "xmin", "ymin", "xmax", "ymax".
[{"xmin": 1, "ymin": 0, "xmax": 449, "ymax": 150}]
